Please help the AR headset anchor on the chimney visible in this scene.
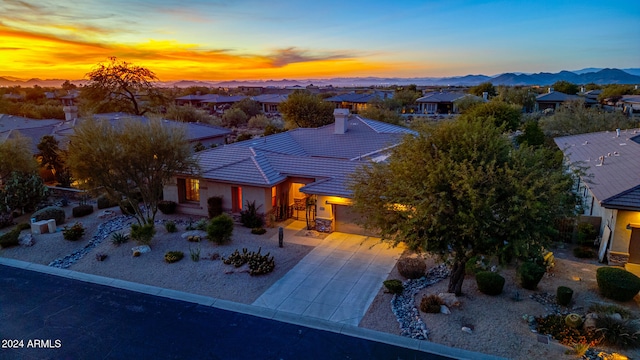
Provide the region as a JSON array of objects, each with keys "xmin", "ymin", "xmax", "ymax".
[
  {"xmin": 334, "ymin": 108, "xmax": 350, "ymax": 134},
  {"xmin": 548, "ymin": 87, "xmax": 554, "ymax": 93},
  {"xmin": 616, "ymin": 128, "xmax": 621, "ymax": 137},
  {"xmin": 482, "ymin": 92, "xmax": 488, "ymax": 101},
  {"xmin": 580, "ymin": 86, "xmax": 585, "ymax": 93}
]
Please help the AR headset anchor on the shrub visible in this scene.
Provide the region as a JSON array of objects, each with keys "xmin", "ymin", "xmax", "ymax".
[
  {"xmin": 164, "ymin": 251, "xmax": 184, "ymax": 263},
  {"xmin": 130, "ymin": 223, "xmax": 156, "ymax": 244},
  {"xmin": 72, "ymin": 204, "xmax": 94, "ymax": 218},
  {"xmin": 0, "ymin": 228, "xmax": 20, "ymax": 248},
  {"xmin": 557, "ymin": 286, "xmax": 574, "ymax": 306},
  {"xmin": 0, "ymin": 213, "xmax": 14, "ymax": 229},
  {"xmin": 589, "ymin": 304, "xmax": 634, "ymax": 319},
  {"xmin": 594, "ymin": 316, "xmax": 640, "ymax": 349},
  {"xmin": 576, "ymin": 222, "xmax": 598, "ymax": 246},
  {"xmin": 32, "ymin": 206, "xmax": 65, "ymax": 225},
  {"xmin": 240, "ymin": 201, "xmax": 264, "ymax": 228},
  {"xmin": 222, "ymin": 247, "xmax": 275, "ymax": 275},
  {"xmin": 397, "ymin": 257, "xmax": 427, "ymax": 279},
  {"xmin": 207, "ymin": 196, "xmax": 223, "ymax": 218},
  {"xmin": 95, "ymin": 253, "xmax": 107, "ymax": 261},
  {"xmin": 195, "ymin": 218, "xmax": 208, "ymax": 231},
  {"xmin": 517, "ymin": 261, "xmax": 546, "ymax": 290},
  {"xmin": 157, "ymin": 200, "xmax": 177, "ymax": 215},
  {"xmin": 465, "ymin": 255, "xmax": 489, "ymax": 275},
  {"xmin": 475, "ymin": 271, "xmax": 505, "ymax": 295},
  {"xmin": 536, "ymin": 314, "xmax": 600, "ymax": 346},
  {"xmin": 573, "ymin": 246, "xmax": 596, "ymax": 258},
  {"xmin": 190, "ymin": 246, "xmax": 200, "ymax": 262},
  {"xmin": 164, "ymin": 221, "xmax": 177, "ymax": 233},
  {"xmin": 420, "ymin": 294, "xmax": 444, "ymax": 313},
  {"xmin": 207, "ymin": 213, "xmax": 234, "ymax": 244},
  {"xmin": 62, "ymin": 222, "xmax": 85, "ymax": 241},
  {"xmin": 596, "ymin": 267, "xmax": 640, "ymax": 302},
  {"xmin": 111, "ymin": 232, "xmax": 129, "ymax": 246},
  {"xmin": 565, "ymin": 313, "xmax": 583, "ymax": 328},
  {"xmin": 383, "ymin": 279, "xmax": 404, "ymax": 294},
  {"xmin": 251, "ymin": 227, "xmax": 267, "ymax": 235},
  {"xmin": 97, "ymin": 195, "xmax": 118, "ymax": 209},
  {"xmin": 16, "ymin": 223, "xmax": 31, "ymax": 231},
  {"xmin": 187, "ymin": 235, "xmax": 201, "ymax": 242}
]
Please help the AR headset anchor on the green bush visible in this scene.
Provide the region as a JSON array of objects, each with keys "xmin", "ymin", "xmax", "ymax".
[
  {"xmin": 97, "ymin": 195, "xmax": 118, "ymax": 209},
  {"xmin": 207, "ymin": 196, "xmax": 223, "ymax": 218},
  {"xmin": 222, "ymin": 247, "xmax": 275, "ymax": 275},
  {"xmin": 556, "ymin": 286, "xmax": 574, "ymax": 306},
  {"xmin": 0, "ymin": 213, "xmax": 14, "ymax": 229},
  {"xmin": 573, "ymin": 246, "xmax": 596, "ymax": 258},
  {"xmin": 475, "ymin": 271, "xmax": 505, "ymax": 295},
  {"xmin": 465, "ymin": 256, "xmax": 489, "ymax": 275},
  {"xmin": 164, "ymin": 221, "xmax": 177, "ymax": 233},
  {"xmin": 240, "ymin": 201, "xmax": 264, "ymax": 228},
  {"xmin": 0, "ymin": 228, "xmax": 20, "ymax": 248},
  {"xmin": 157, "ymin": 200, "xmax": 177, "ymax": 215},
  {"xmin": 536, "ymin": 314, "xmax": 599, "ymax": 346},
  {"xmin": 164, "ymin": 251, "xmax": 184, "ymax": 263},
  {"xmin": 207, "ymin": 213, "xmax": 234, "ymax": 244},
  {"xmin": 420, "ymin": 294, "xmax": 444, "ymax": 313},
  {"xmin": 397, "ymin": 257, "xmax": 427, "ymax": 279},
  {"xmin": 589, "ymin": 303, "xmax": 634, "ymax": 319},
  {"xmin": 251, "ymin": 227, "xmax": 267, "ymax": 235},
  {"xmin": 130, "ymin": 223, "xmax": 156, "ymax": 244},
  {"xmin": 72, "ymin": 204, "xmax": 94, "ymax": 218},
  {"xmin": 596, "ymin": 267, "xmax": 640, "ymax": 302},
  {"xmin": 517, "ymin": 261, "xmax": 546, "ymax": 290},
  {"xmin": 383, "ymin": 279, "xmax": 404, "ymax": 294},
  {"xmin": 62, "ymin": 222, "xmax": 85, "ymax": 241},
  {"xmin": 16, "ymin": 223, "xmax": 31, "ymax": 231},
  {"xmin": 594, "ymin": 316, "xmax": 640, "ymax": 349},
  {"xmin": 111, "ymin": 232, "xmax": 129, "ymax": 246},
  {"xmin": 32, "ymin": 206, "xmax": 65, "ymax": 225},
  {"xmin": 576, "ymin": 222, "xmax": 598, "ymax": 246}
]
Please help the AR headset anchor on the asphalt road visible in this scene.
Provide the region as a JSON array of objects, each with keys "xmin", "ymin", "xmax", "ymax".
[{"xmin": 0, "ymin": 265, "xmax": 454, "ymax": 360}]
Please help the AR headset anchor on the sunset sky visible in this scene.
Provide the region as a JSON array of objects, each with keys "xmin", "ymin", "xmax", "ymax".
[{"xmin": 1, "ymin": 0, "xmax": 638, "ymax": 81}]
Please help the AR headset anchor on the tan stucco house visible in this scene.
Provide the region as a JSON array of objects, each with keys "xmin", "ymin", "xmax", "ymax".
[
  {"xmin": 163, "ymin": 109, "xmax": 415, "ymax": 234},
  {"xmin": 555, "ymin": 129, "xmax": 640, "ymax": 266}
]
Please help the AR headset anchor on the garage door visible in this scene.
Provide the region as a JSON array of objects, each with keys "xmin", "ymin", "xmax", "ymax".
[{"xmin": 334, "ymin": 205, "xmax": 377, "ymax": 236}]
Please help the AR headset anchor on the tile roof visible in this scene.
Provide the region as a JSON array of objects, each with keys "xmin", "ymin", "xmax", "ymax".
[
  {"xmin": 416, "ymin": 92, "xmax": 467, "ymax": 103},
  {"xmin": 194, "ymin": 115, "xmax": 414, "ymax": 197},
  {"xmin": 199, "ymin": 95, "xmax": 248, "ymax": 104},
  {"xmin": 536, "ymin": 91, "xmax": 580, "ymax": 102},
  {"xmin": 324, "ymin": 92, "xmax": 390, "ymax": 103},
  {"xmin": 555, "ymin": 129, "xmax": 640, "ymax": 210},
  {"xmin": 251, "ymin": 94, "xmax": 289, "ymax": 104}
]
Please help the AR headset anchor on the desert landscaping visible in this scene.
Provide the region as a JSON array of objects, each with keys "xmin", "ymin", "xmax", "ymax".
[{"xmin": 2, "ymin": 201, "xmax": 640, "ymax": 360}]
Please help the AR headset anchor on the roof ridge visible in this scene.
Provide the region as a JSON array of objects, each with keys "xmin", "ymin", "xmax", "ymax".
[
  {"xmin": 250, "ymin": 153, "xmax": 271, "ymax": 184},
  {"xmin": 602, "ymin": 184, "xmax": 640, "ymax": 204}
]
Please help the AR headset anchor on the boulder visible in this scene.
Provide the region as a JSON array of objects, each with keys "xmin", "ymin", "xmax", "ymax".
[
  {"xmin": 131, "ymin": 245, "xmax": 151, "ymax": 255},
  {"xmin": 181, "ymin": 230, "xmax": 207, "ymax": 239},
  {"xmin": 18, "ymin": 233, "xmax": 35, "ymax": 247},
  {"xmin": 461, "ymin": 326, "xmax": 473, "ymax": 334},
  {"xmin": 583, "ymin": 313, "xmax": 598, "ymax": 330},
  {"xmin": 440, "ymin": 305, "xmax": 451, "ymax": 315},
  {"xmin": 438, "ymin": 293, "xmax": 461, "ymax": 307}
]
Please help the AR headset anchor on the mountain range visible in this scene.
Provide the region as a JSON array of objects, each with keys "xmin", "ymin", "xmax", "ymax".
[{"xmin": 1, "ymin": 68, "xmax": 639, "ymax": 88}]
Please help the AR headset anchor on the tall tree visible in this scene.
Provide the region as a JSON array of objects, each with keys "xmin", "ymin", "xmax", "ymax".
[
  {"xmin": 551, "ymin": 80, "xmax": 579, "ymax": 95},
  {"xmin": 82, "ymin": 57, "xmax": 163, "ymax": 115},
  {"xmin": 37, "ymin": 135, "xmax": 72, "ymax": 187},
  {"xmin": 469, "ymin": 82, "xmax": 497, "ymax": 98},
  {"xmin": 0, "ymin": 135, "xmax": 38, "ymax": 185},
  {"xmin": 350, "ymin": 119, "xmax": 577, "ymax": 295},
  {"xmin": 0, "ymin": 172, "xmax": 48, "ymax": 214},
  {"xmin": 540, "ymin": 100, "xmax": 634, "ymax": 137},
  {"xmin": 460, "ymin": 101, "xmax": 521, "ymax": 131},
  {"xmin": 66, "ymin": 118, "xmax": 198, "ymax": 225},
  {"xmin": 279, "ymin": 90, "xmax": 334, "ymax": 128}
]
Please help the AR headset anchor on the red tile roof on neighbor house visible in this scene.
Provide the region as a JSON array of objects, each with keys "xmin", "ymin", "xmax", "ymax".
[{"xmin": 555, "ymin": 129, "xmax": 640, "ymax": 210}]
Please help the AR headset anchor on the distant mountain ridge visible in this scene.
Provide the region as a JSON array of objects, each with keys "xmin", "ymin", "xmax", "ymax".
[{"xmin": 1, "ymin": 68, "xmax": 639, "ymax": 88}]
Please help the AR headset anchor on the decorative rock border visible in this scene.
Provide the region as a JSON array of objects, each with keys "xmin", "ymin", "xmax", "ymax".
[{"xmin": 391, "ymin": 264, "xmax": 450, "ymax": 340}]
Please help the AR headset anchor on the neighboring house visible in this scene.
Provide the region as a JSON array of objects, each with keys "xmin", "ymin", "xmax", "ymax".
[
  {"xmin": 251, "ymin": 94, "xmax": 289, "ymax": 114},
  {"xmin": 324, "ymin": 91, "xmax": 393, "ymax": 112},
  {"xmin": 0, "ymin": 114, "xmax": 63, "ymax": 153},
  {"xmin": 535, "ymin": 90, "xmax": 582, "ymax": 111},
  {"xmin": 415, "ymin": 91, "xmax": 470, "ymax": 114},
  {"xmin": 555, "ymin": 129, "xmax": 640, "ymax": 267},
  {"xmin": 174, "ymin": 94, "xmax": 247, "ymax": 111},
  {"xmin": 163, "ymin": 109, "xmax": 416, "ymax": 235},
  {"xmin": 200, "ymin": 95, "xmax": 248, "ymax": 114},
  {"xmin": 620, "ymin": 95, "xmax": 640, "ymax": 116}
]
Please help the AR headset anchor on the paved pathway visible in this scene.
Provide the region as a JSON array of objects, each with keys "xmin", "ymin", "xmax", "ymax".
[{"xmin": 253, "ymin": 224, "xmax": 405, "ymax": 325}]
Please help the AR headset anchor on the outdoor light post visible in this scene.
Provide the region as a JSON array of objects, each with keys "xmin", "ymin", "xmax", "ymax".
[{"xmin": 278, "ymin": 226, "xmax": 283, "ymax": 248}]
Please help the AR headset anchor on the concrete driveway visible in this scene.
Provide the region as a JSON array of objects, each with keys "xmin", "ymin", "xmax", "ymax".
[{"xmin": 252, "ymin": 226, "xmax": 405, "ymax": 326}]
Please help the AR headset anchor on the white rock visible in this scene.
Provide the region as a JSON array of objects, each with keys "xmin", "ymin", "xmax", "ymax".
[
  {"xmin": 131, "ymin": 245, "xmax": 151, "ymax": 254},
  {"xmin": 462, "ymin": 326, "xmax": 472, "ymax": 334},
  {"xmin": 438, "ymin": 293, "xmax": 461, "ymax": 307},
  {"xmin": 181, "ymin": 230, "xmax": 207, "ymax": 239},
  {"xmin": 18, "ymin": 233, "xmax": 34, "ymax": 247},
  {"xmin": 440, "ymin": 305, "xmax": 451, "ymax": 314}
]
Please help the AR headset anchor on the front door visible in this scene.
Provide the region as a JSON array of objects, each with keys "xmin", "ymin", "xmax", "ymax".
[{"xmin": 628, "ymin": 228, "xmax": 640, "ymax": 264}]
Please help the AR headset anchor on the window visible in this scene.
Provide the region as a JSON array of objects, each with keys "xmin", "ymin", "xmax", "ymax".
[
  {"xmin": 271, "ymin": 186, "xmax": 277, "ymax": 207},
  {"xmin": 178, "ymin": 178, "xmax": 200, "ymax": 202}
]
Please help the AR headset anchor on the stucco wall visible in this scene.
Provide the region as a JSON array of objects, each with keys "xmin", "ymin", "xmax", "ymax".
[
  {"xmin": 611, "ymin": 210, "xmax": 640, "ymax": 253},
  {"xmin": 316, "ymin": 195, "xmax": 334, "ymax": 221}
]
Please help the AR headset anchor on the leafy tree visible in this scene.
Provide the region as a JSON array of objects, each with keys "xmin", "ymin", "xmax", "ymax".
[
  {"xmin": 584, "ymin": 83, "xmax": 600, "ymax": 91},
  {"xmin": 359, "ymin": 105, "xmax": 403, "ymax": 125},
  {"xmin": 164, "ymin": 104, "xmax": 211, "ymax": 123},
  {"xmin": 61, "ymin": 80, "xmax": 77, "ymax": 91},
  {"xmin": 469, "ymin": 82, "xmax": 497, "ymax": 98},
  {"xmin": 350, "ymin": 119, "xmax": 576, "ymax": 295},
  {"xmin": 540, "ymin": 100, "xmax": 634, "ymax": 136},
  {"xmin": 460, "ymin": 101, "xmax": 521, "ymax": 131},
  {"xmin": 391, "ymin": 88, "xmax": 421, "ymax": 110},
  {"xmin": 496, "ymin": 86, "xmax": 537, "ymax": 112},
  {"xmin": 66, "ymin": 118, "xmax": 198, "ymax": 225},
  {"xmin": 82, "ymin": 57, "xmax": 163, "ymax": 116},
  {"xmin": 0, "ymin": 172, "xmax": 48, "ymax": 214},
  {"xmin": 37, "ymin": 135, "xmax": 72, "ymax": 187},
  {"xmin": 551, "ymin": 80, "xmax": 579, "ymax": 95},
  {"xmin": 0, "ymin": 135, "xmax": 38, "ymax": 184},
  {"xmin": 454, "ymin": 96, "xmax": 485, "ymax": 113},
  {"xmin": 517, "ymin": 120, "xmax": 546, "ymax": 147},
  {"xmin": 221, "ymin": 108, "xmax": 248, "ymax": 127},
  {"xmin": 231, "ymin": 98, "xmax": 262, "ymax": 118},
  {"xmin": 247, "ymin": 114, "xmax": 270, "ymax": 129},
  {"xmin": 598, "ymin": 84, "xmax": 638, "ymax": 103},
  {"xmin": 279, "ymin": 90, "xmax": 334, "ymax": 128}
]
